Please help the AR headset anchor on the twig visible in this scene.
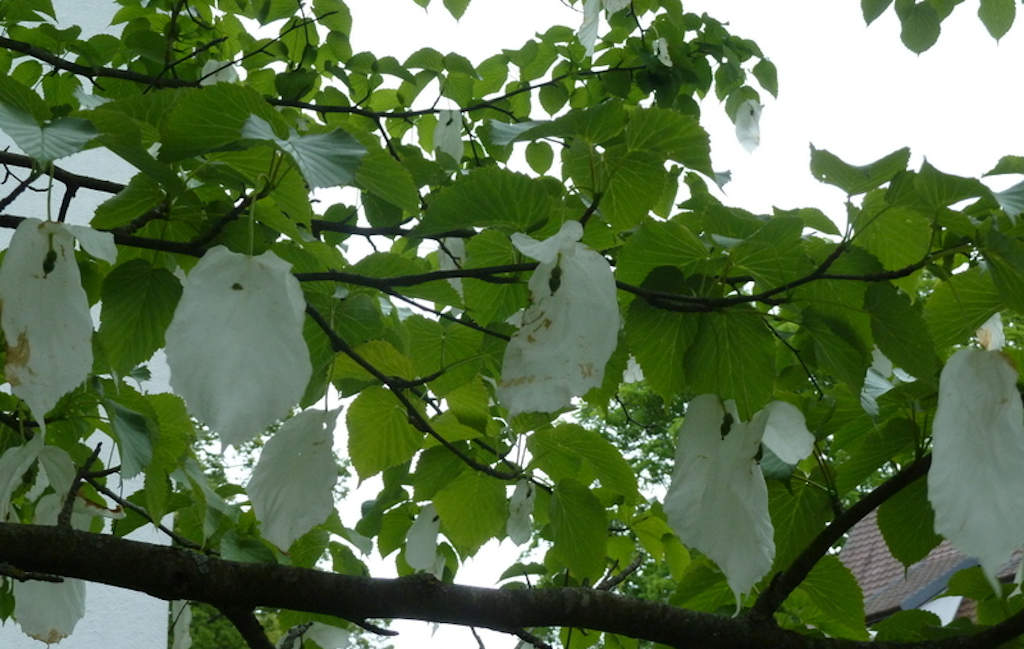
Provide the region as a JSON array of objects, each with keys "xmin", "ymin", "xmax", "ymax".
[
  {"xmin": 0, "ymin": 562, "xmax": 64, "ymax": 583},
  {"xmin": 277, "ymin": 622, "xmax": 313, "ymax": 649},
  {"xmin": 596, "ymin": 554, "xmax": 643, "ymax": 591},
  {"xmin": 471, "ymin": 626, "xmax": 487, "ymax": 649},
  {"xmin": 58, "ymin": 444, "xmax": 103, "ymax": 528},
  {"xmin": 749, "ymin": 453, "xmax": 932, "ymax": 618},
  {"xmin": 84, "ymin": 476, "xmax": 205, "ymax": 551},
  {"xmin": 305, "ymin": 305, "xmax": 520, "ymax": 481},
  {"xmin": 763, "ymin": 319, "xmax": 823, "ymax": 398},
  {"xmin": 514, "ymin": 629, "xmax": 554, "ymax": 649},
  {"xmin": 220, "ymin": 606, "xmax": 275, "ymax": 649}
]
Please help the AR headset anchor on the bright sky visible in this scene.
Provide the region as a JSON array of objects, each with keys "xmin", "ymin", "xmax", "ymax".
[{"xmin": 340, "ymin": 2, "xmax": 1024, "ymax": 648}]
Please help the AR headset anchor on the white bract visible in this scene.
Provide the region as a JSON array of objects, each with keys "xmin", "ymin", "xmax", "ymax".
[
  {"xmin": 0, "ymin": 219, "xmax": 93, "ymax": 431},
  {"xmin": 433, "ymin": 109, "xmax": 463, "ymax": 162},
  {"xmin": 246, "ymin": 408, "xmax": 339, "ymax": 550},
  {"xmin": 734, "ymin": 99, "xmax": 762, "ymax": 152},
  {"xmin": 498, "ymin": 221, "xmax": 619, "ymax": 416},
  {"xmin": 977, "ymin": 312, "xmax": 1004, "ymax": 351},
  {"xmin": 65, "ymin": 224, "xmax": 117, "ymax": 264},
  {"xmin": 171, "ymin": 601, "xmax": 192, "ymax": 649},
  {"xmin": 0, "ymin": 435, "xmax": 43, "ymax": 521},
  {"xmin": 304, "ymin": 623, "xmax": 351, "ymax": 649},
  {"xmin": 579, "ymin": 0, "xmax": 601, "ymax": 56},
  {"xmin": 756, "ymin": 400, "xmax": 814, "ymax": 465},
  {"xmin": 506, "ymin": 480, "xmax": 534, "ymax": 544},
  {"xmin": 438, "ymin": 237, "xmax": 466, "ymax": 297},
  {"xmin": 200, "ymin": 60, "xmax": 239, "ymax": 85},
  {"xmin": 13, "ymin": 494, "xmax": 87, "ymax": 644},
  {"xmin": 664, "ymin": 395, "xmax": 815, "ymax": 606},
  {"xmin": 406, "ymin": 503, "xmax": 442, "ymax": 574},
  {"xmin": 652, "ymin": 38, "xmax": 672, "ymax": 67},
  {"xmin": 165, "ymin": 246, "xmax": 312, "ymax": 447},
  {"xmin": 928, "ymin": 346, "xmax": 1024, "ymax": 590}
]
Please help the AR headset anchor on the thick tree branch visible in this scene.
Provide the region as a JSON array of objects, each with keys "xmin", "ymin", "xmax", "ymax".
[
  {"xmin": 750, "ymin": 454, "xmax": 933, "ymax": 618},
  {"xmin": 1, "ymin": 522, "xmax": 1021, "ymax": 649}
]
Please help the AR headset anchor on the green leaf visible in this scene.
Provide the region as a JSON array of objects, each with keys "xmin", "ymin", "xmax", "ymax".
[
  {"xmin": 862, "ymin": 0, "xmax": 895, "ymax": 23},
  {"xmin": 528, "ymin": 424, "xmax": 639, "ymax": 498},
  {"xmin": 923, "ymin": 267, "xmax": 1001, "ymax": 349},
  {"xmin": 852, "ymin": 192, "xmax": 931, "ymax": 275},
  {"xmin": 800, "ymin": 312, "xmax": 872, "ymax": 393},
  {"xmin": 986, "ymin": 155, "xmax": 1024, "ymax": 176},
  {"xmin": 835, "ymin": 418, "xmax": 917, "ymax": 494},
  {"xmin": 993, "ymin": 178, "xmax": 1024, "ymax": 218},
  {"xmin": 103, "ymin": 396, "xmax": 156, "ymax": 480},
  {"xmin": 731, "ymin": 217, "xmax": 811, "ymax": 287},
  {"xmin": 463, "ymin": 229, "xmax": 529, "ymax": 324},
  {"xmin": 241, "ymin": 116, "xmax": 367, "ymax": 189},
  {"xmin": 899, "ymin": 2, "xmax": 941, "ymax": 53},
  {"xmin": 864, "ymin": 283, "xmax": 940, "ymax": 380},
  {"xmin": 98, "ymin": 260, "xmax": 183, "ymax": 375},
  {"xmin": 752, "ymin": 59, "xmax": 778, "ymax": 97},
  {"xmin": 549, "ymin": 479, "xmax": 607, "ymax": 581},
  {"xmin": 625, "ymin": 299, "xmax": 698, "ymax": 401},
  {"xmin": 160, "ymin": 84, "xmax": 284, "ymax": 160},
  {"xmin": 601, "ymin": 149, "xmax": 667, "ymax": 230},
  {"xmin": 624, "ymin": 108, "xmax": 711, "ymax": 174},
  {"xmin": 432, "ymin": 470, "xmax": 506, "ymax": 555},
  {"xmin": 877, "ymin": 477, "xmax": 942, "ymax": 566},
  {"xmin": 616, "ymin": 220, "xmax": 708, "ymax": 285},
  {"xmin": 872, "ymin": 609, "xmax": 943, "ymax": 642},
  {"xmin": 92, "ymin": 174, "xmax": 165, "ymax": 229},
  {"xmin": 979, "ymin": 0, "xmax": 1015, "ymax": 39},
  {"xmin": 355, "ymin": 149, "xmax": 420, "ymax": 214},
  {"xmin": 346, "ymin": 387, "xmax": 423, "ymax": 479},
  {"xmin": 809, "ymin": 146, "xmax": 910, "ymax": 195},
  {"xmin": 768, "ymin": 480, "xmax": 833, "ymax": 571},
  {"xmin": 418, "ymin": 167, "xmax": 557, "ymax": 235},
  {"xmin": 526, "ymin": 141, "xmax": 554, "ymax": 174},
  {"xmin": 984, "ymin": 230, "xmax": 1024, "ymax": 313},
  {"xmin": 787, "ymin": 555, "xmax": 868, "ymax": 640},
  {"xmin": 685, "ymin": 308, "xmax": 775, "ymax": 420},
  {"xmin": 442, "ymin": 0, "xmax": 470, "ymax": 19},
  {"xmin": 913, "ymin": 161, "xmax": 988, "ymax": 208}
]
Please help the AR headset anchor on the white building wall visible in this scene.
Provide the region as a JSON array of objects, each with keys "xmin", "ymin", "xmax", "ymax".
[{"xmin": 0, "ymin": 2, "xmax": 169, "ymax": 647}]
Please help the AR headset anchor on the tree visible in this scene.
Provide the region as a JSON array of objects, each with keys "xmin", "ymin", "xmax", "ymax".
[{"xmin": 0, "ymin": 0, "xmax": 1023, "ymax": 648}]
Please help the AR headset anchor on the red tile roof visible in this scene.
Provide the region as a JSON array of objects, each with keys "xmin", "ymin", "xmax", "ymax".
[{"xmin": 839, "ymin": 510, "xmax": 1019, "ymax": 621}]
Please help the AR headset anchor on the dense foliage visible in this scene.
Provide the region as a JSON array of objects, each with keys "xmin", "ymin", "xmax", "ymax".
[{"xmin": 0, "ymin": 1, "xmax": 1023, "ymax": 648}]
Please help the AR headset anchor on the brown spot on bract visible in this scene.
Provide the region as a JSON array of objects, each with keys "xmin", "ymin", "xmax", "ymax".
[
  {"xmin": 578, "ymin": 362, "xmax": 595, "ymax": 378},
  {"xmin": 5, "ymin": 331, "xmax": 30, "ymax": 386}
]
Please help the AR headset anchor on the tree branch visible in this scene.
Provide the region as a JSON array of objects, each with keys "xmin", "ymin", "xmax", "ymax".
[
  {"xmin": 750, "ymin": 454, "xmax": 933, "ymax": 618},
  {"xmin": 2, "ymin": 522, "xmax": 1022, "ymax": 649},
  {"xmin": 220, "ymin": 606, "xmax": 275, "ymax": 649}
]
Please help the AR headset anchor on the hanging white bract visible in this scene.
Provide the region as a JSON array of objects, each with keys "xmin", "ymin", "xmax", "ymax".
[
  {"xmin": 506, "ymin": 480, "xmax": 535, "ymax": 544},
  {"xmin": 164, "ymin": 246, "xmax": 312, "ymax": 446},
  {"xmin": 433, "ymin": 109, "xmax": 463, "ymax": 163},
  {"xmin": 246, "ymin": 408, "xmax": 339, "ymax": 549},
  {"xmin": 406, "ymin": 503, "xmax": 442, "ymax": 574},
  {"xmin": 664, "ymin": 394, "xmax": 815, "ymax": 606},
  {"xmin": 0, "ymin": 219, "xmax": 95, "ymax": 431},
  {"xmin": 498, "ymin": 221, "xmax": 619, "ymax": 416},
  {"xmin": 734, "ymin": 100, "xmax": 762, "ymax": 152},
  {"xmin": 13, "ymin": 494, "xmax": 87, "ymax": 644},
  {"xmin": 928, "ymin": 321, "xmax": 1024, "ymax": 590}
]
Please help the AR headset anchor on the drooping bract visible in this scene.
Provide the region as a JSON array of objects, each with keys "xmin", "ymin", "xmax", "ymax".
[
  {"xmin": 498, "ymin": 221, "xmax": 619, "ymax": 416},
  {"xmin": 164, "ymin": 246, "xmax": 311, "ymax": 446}
]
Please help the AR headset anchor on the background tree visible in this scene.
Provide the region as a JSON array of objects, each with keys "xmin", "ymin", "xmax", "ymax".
[{"xmin": 0, "ymin": 1, "xmax": 1023, "ymax": 649}]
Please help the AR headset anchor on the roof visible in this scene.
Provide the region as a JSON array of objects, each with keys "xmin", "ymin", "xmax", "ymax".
[{"xmin": 839, "ymin": 510, "xmax": 1019, "ymax": 621}]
